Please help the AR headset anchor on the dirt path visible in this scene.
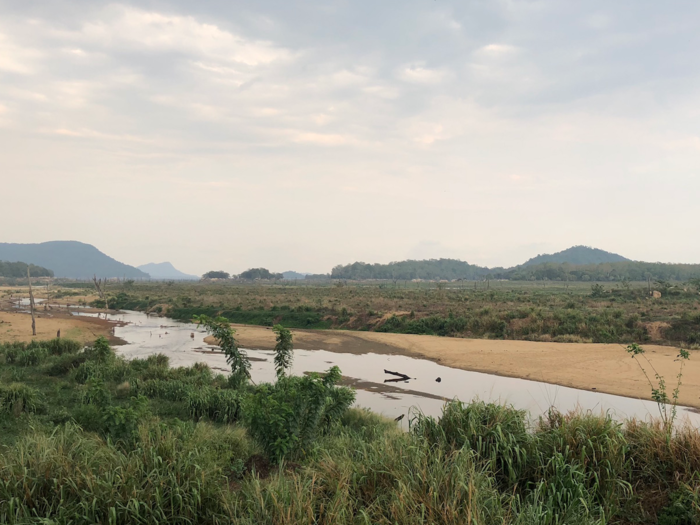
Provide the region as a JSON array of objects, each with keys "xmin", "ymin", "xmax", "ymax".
[{"xmin": 206, "ymin": 325, "xmax": 700, "ymax": 409}]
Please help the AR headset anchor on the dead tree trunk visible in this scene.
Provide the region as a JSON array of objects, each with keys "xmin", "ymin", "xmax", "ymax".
[
  {"xmin": 27, "ymin": 267, "xmax": 36, "ymax": 336},
  {"xmin": 93, "ymin": 275, "xmax": 108, "ymax": 308}
]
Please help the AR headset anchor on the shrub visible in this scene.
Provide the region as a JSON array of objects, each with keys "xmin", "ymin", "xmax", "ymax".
[
  {"xmin": 48, "ymin": 353, "xmax": 88, "ymax": 376},
  {"xmin": 412, "ymin": 400, "xmax": 531, "ymax": 486},
  {"xmin": 45, "ymin": 338, "xmax": 82, "ymax": 356},
  {"xmin": 16, "ymin": 346, "xmax": 49, "ymax": 366},
  {"xmin": 101, "ymin": 396, "xmax": 150, "ymax": 443},
  {"xmin": 534, "ymin": 410, "xmax": 630, "ymax": 511},
  {"xmin": 0, "ymin": 383, "xmax": 42, "ymax": 415},
  {"xmin": 244, "ymin": 367, "xmax": 355, "ymax": 462},
  {"xmin": 186, "ymin": 388, "xmax": 241, "ymax": 423}
]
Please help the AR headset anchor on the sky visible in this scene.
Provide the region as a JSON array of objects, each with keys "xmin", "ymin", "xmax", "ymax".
[{"xmin": 1, "ymin": 0, "xmax": 699, "ymax": 275}]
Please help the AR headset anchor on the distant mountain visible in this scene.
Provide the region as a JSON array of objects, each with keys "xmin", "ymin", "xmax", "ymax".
[
  {"xmin": 520, "ymin": 246, "xmax": 630, "ymax": 267},
  {"xmin": 137, "ymin": 262, "xmax": 198, "ymax": 280},
  {"xmin": 282, "ymin": 271, "xmax": 310, "ymax": 280},
  {"xmin": 0, "ymin": 241, "xmax": 149, "ymax": 279}
]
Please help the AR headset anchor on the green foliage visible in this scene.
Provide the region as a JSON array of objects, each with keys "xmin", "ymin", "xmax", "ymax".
[
  {"xmin": 194, "ymin": 315, "xmax": 250, "ymax": 388},
  {"xmin": 626, "ymin": 343, "xmax": 690, "ymax": 431},
  {"xmin": 658, "ymin": 487, "xmax": 700, "ymax": 525},
  {"xmin": 0, "ymin": 383, "xmax": 42, "ymax": 415},
  {"xmin": 412, "ymin": 400, "xmax": 531, "ymax": 486},
  {"xmin": 272, "ymin": 324, "xmax": 293, "ymax": 378},
  {"xmin": 244, "ymin": 367, "xmax": 355, "ymax": 462},
  {"xmin": 186, "ymin": 388, "xmax": 241, "ymax": 423},
  {"xmin": 101, "ymin": 396, "xmax": 150, "ymax": 442},
  {"xmin": 238, "ymin": 267, "xmax": 283, "ymax": 280},
  {"xmin": 591, "ymin": 283, "xmax": 606, "ymax": 298},
  {"xmin": 0, "ymin": 260, "xmax": 53, "ymax": 277},
  {"xmin": 332, "ymin": 258, "xmax": 491, "ymax": 280},
  {"xmin": 202, "ymin": 270, "xmax": 230, "ymax": 279}
]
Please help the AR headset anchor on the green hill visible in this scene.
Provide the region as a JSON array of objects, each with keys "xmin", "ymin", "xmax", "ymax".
[
  {"xmin": 0, "ymin": 241, "xmax": 148, "ymax": 279},
  {"xmin": 331, "ymin": 259, "xmax": 492, "ymax": 281},
  {"xmin": 0, "ymin": 261, "xmax": 53, "ymax": 278},
  {"xmin": 521, "ymin": 246, "xmax": 630, "ymax": 267}
]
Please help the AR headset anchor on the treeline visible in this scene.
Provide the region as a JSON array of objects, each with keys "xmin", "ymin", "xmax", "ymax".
[
  {"xmin": 0, "ymin": 261, "xmax": 53, "ymax": 278},
  {"xmin": 499, "ymin": 261, "xmax": 700, "ymax": 282},
  {"xmin": 202, "ymin": 268, "xmax": 284, "ymax": 280},
  {"xmin": 331, "ymin": 259, "xmax": 700, "ymax": 282},
  {"xmin": 331, "ymin": 259, "xmax": 493, "ymax": 281}
]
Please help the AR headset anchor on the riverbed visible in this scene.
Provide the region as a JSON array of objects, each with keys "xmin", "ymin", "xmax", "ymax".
[{"xmin": 76, "ymin": 310, "xmax": 700, "ymax": 429}]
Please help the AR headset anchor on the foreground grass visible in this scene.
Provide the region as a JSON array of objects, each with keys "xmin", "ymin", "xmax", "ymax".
[{"xmin": 0, "ymin": 338, "xmax": 699, "ymax": 524}]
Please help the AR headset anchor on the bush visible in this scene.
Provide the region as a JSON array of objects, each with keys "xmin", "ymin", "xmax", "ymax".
[
  {"xmin": 244, "ymin": 367, "xmax": 355, "ymax": 462},
  {"xmin": 48, "ymin": 353, "xmax": 88, "ymax": 376},
  {"xmin": 186, "ymin": 388, "xmax": 241, "ymax": 423},
  {"xmin": 45, "ymin": 338, "xmax": 82, "ymax": 356},
  {"xmin": 412, "ymin": 400, "xmax": 531, "ymax": 486},
  {"xmin": 534, "ymin": 410, "xmax": 630, "ymax": 510},
  {"xmin": 0, "ymin": 383, "xmax": 42, "ymax": 415}
]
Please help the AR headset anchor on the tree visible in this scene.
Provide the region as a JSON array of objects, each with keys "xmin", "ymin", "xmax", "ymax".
[
  {"xmin": 193, "ymin": 315, "xmax": 250, "ymax": 388},
  {"xmin": 273, "ymin": 325, "xmax": 293, "ymax": 378},
  {"xmin": 202, "ymin": 271, "xmax": 230, "ymax": 279},
  {"xmin": 238, "ymin": 268, "xmax": 283, "ymax": 280}
]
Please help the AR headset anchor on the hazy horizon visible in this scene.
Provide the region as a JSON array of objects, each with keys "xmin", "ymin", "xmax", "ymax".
[{"xmin": 2, "ymin": 1, "xmax": 699, "ymax": 275}]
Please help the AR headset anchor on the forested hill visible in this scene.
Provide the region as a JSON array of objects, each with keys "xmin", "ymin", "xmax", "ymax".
[
  {"xmin": 498, "ymin": 261, "xmax": 700, "ymax": 282},
  {"xmin": 0, "ymin": 242, "xmax": 148, "ymax": 279},
  {"xmin": 521, "ymin": 246, "xmax": 629, "ymax": 267},
  {"xmin": 331, "ymin": 259, "xmax": 492, "ymax": 280},
  {"xmin": 0, "ymin": 261, "xmax": 53, "ymax": 278}
]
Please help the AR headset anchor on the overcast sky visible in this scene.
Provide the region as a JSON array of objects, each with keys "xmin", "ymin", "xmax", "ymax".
[{"xmin": 1, "ymin": 0, "xmax": 699, "ymax": 275}]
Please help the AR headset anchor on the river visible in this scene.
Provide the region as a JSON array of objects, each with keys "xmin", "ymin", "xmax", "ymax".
[{"xmin": 73, "ymin": 310, "xmax": 700, "ymax": 428}]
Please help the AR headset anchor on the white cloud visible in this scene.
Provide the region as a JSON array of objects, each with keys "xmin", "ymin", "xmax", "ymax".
[
  {"xmin": 397, "ymin": 64, "xmax": 448, "ymax": 84},
  {"xmin": 64, "ymin": 5, "xmax": 292, "ymax": 66}
]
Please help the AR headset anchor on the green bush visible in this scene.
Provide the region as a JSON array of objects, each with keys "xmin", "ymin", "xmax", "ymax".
[
  {"xmin": 244, "ymin": 367, "xmax": 355, "ymax": 462},
  {"xmin": 0, "ymin": 383, "xmax": 42, "ymax": 415},
  {"xmin": 413, "ymin": 400, "xmax": 531, "ymax": 486},
  {"xmin": 186, "ymin": 388, "xmax": 241, "ymax": 423}
]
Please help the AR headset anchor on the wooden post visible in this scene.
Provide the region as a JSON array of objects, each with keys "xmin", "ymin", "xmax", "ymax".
[{"xmin": 27, "ymin": 267, "xmax": 36, "ymax": 336}]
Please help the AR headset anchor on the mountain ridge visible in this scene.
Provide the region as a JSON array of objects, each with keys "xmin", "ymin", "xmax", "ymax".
[
  {"xmin": 138, "ymin": 262, "xmax": 198, "ymax": 280},
  {"xmin": 0, "ymin": 241, "xmax": 149, "ymax": 279}
]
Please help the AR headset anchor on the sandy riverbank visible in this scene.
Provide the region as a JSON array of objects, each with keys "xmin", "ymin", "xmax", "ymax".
[
  {"xmin": 0, "ymin": 310, "xmax": 122, "ymax": 345},
  {"xmin": 206, "ymin": 325, "xmax": 700, "ymax": 409}
]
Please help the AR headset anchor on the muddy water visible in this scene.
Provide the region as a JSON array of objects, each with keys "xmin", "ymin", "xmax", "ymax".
[{"xmin": 77, "ymin": 310, "xmax": 700, "ymax": 428}]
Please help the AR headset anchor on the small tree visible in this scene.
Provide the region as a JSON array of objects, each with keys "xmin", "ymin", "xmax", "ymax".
[
  {"xmin": 273, "ymin": 325, "xmax": 294, "ymax": 379},
  {"xmin": 202, "ymin": 271, "xmax": 230, "ymax": 279},
  {"xmin": 194, "ymin": 315, "xmax": 250, "ymax": 388},
  {"xmin": 626, "ymin": 343, "xmax": 690, "ymax": 432}
]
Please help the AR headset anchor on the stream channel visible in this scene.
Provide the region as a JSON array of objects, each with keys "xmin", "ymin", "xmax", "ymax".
[{"xmin": 65, "ymin": 309, "xmax": 700, "ymax": 429}]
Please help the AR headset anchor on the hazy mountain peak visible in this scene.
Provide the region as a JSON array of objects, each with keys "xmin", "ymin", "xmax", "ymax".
[
  {"xmin": 0, "ymin": 241, "xmax": 148, "ymax": 279},
  {"xmin": 137, "ymin": 262, "xmax": 198, "ymax": 280}
]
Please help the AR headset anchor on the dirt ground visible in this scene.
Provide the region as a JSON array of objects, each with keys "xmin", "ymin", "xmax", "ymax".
[
  {"xmin": 206, "ymin": 325, "xmax": 700, "ymax": 409},
  {"xmin": 0, "ymin": 310, "xmax": 120, "ymax": 345}
]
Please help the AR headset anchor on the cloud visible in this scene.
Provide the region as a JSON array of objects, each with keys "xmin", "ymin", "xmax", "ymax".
[
  {"xmin": 397, "ymin": 64, "xmax": 448, "ymax": 84},
  {"xmin": 1, "ymin": 0, "xmax": 700, "ymax": 272},
  {"xmin": 69, "ymin": 5, "xmax": 292, "ymax": 66}
]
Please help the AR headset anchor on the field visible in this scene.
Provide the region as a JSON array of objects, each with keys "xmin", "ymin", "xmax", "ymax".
[
  {"xmin": 0, "ymin": 334, "xmax": 698, "ymax": 524},
  {"xmin": 39, "ymin": 279, "xmax": 700, "ymax": 346}
]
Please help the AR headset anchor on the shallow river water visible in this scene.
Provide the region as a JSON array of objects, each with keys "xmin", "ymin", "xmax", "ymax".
[{"xmin": 77, "ymin": 310, "xmax": 700, "ymax": 429}]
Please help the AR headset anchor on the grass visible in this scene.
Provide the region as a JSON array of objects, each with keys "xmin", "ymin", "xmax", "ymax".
[{"xmin": 0, "ymin": 337, "xmax": 698, "ymax": 523}]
